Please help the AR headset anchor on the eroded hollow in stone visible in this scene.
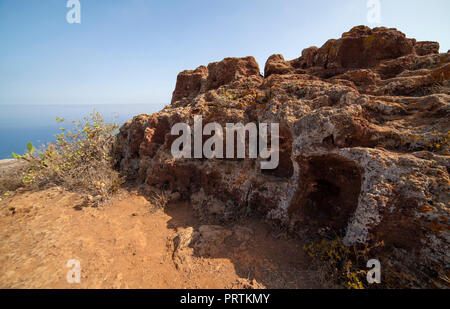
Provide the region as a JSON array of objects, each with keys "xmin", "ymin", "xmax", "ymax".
[{"xmin": 289, "ymin": 154, "xmax": 362, "ymax": 235}]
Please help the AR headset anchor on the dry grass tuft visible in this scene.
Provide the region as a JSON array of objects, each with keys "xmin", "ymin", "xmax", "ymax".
[{"xmin": 148, "ymin": 190, "xmax": 171, "ymax": 212}]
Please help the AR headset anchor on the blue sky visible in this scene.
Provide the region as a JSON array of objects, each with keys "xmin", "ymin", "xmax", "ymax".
[{"xmin": 0, "ymin": 0, "xmax": 449, "ymax": 110}]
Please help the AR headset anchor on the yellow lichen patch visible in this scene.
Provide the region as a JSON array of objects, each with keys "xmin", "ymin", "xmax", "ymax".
[{"xmin": 403, "ymin": 128, "xmax": 449, "ymax": 153}]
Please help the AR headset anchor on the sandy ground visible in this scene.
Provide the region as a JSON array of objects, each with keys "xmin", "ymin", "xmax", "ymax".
[{"xmin": 0, "ymin": 187, "xmax": 319, "ymax": 289}]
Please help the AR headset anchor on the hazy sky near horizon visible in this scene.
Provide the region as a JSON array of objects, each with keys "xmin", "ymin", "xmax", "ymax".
[{"xmin": 1, "ymin": 0, "xmax": 449, "ymax": 108}]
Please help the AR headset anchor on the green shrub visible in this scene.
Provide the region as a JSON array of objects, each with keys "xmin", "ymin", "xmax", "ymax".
[{"xmin": 9, "ymin": 110, "xmax": 123, "ymax": 200}]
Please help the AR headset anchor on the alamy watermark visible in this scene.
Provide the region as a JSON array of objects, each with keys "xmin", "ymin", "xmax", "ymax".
[
  {"xmin": 171, "ymin": 116, "xmax": 279, "ymax": 170},
  {"xmin": 66, "ymin": 259, "xmax": 81, "ymax": 284},
  {"xmin": 66, "ymin": 0, "xmax": 81, "ymax": 24},
  {"xmin": 367, "ymin": 259, "xmax": 381, "ymax": 284},
  {"xmin": 366, "ymin": 0, "xmax": 381, "ymax": 24}
]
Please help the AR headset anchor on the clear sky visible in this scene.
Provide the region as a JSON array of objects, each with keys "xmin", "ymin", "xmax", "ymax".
[{"xmin": 1, "ymin": 0, "xmax": 449, "ymax": 109}]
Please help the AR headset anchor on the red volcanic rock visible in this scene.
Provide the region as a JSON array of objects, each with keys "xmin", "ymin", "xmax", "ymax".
[
  {"xmin": 118, "ymin": 26, "xmax": 450, "ymax": 288},
  {"xmin": 301, "ymin": 46, "xmax": 318, "ymax": 68},
  {"xmin": 265, "ymin": 26, "xmax": 421, "ymax": 79},
  {"xmin": 312, "ymin": 26, "xmax": 415, "ymax": 76},
  {"xmin": 414, "ymin": 41, "xmax": 440, "ymax": 56},
  {"xmin": 139, "ymin": 116, "xmax": 170, "ymax": 158},
  {"xmin": 205, "ymin": 56, "xmax": 261, "ymax": 90},
  {"xmin": 171, "ymin": 65, "xmax": 208, "ymax": 103},
  {"xmin": 172, "ymin": 57, "xmax": 261, "ymax": 103},
  {"xmin": 264, "ymin": 53, "xmax": 308, "ymax": 77},
  {"xmin": 264, "ymin": 54, "xmax": 292, "ymax": 77},
  {"xmin": 331, "ymin": 69, "xmax": 380, "ymax": 94}
]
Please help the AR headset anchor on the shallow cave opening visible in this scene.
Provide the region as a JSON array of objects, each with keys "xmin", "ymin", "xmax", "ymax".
[
  {"xmin": 303, "ymin": 179, "xmax": 341, "ymax": 221},
  {"xmin": 289, "ymin": 155, "xmax": 362, "ymax": 236}
]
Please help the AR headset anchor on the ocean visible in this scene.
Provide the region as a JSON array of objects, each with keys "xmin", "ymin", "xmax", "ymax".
[{"xmin": 0, "ymin": 104, "xmax": 164, "ymax": 159}]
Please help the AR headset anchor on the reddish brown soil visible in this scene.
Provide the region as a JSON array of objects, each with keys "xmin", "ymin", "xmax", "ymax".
[{"xmin": 0, "ymin": 187, "xmax": 319, "ymax": 289}]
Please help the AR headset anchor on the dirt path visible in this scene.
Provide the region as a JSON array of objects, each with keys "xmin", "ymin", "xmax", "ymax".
[{"xmin": 0, "ymin": 187, "xmax": 319, "ymax": 289}]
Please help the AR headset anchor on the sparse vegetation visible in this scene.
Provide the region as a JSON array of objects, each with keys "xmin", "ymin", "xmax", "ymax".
[
  {"xmin": 401, "ymin": 129, "xmax": 449, "ymax": 153},
  {"xmin": 303, "ymin": 237, "xmax": 385, "ymax": 289},
  {"xmin": 1, "ymin": 111, "xmax": 123, "ymax": 202},
  {"xmin": 148, "ymin": 189, "xmax": 171, "ymax": 212}
]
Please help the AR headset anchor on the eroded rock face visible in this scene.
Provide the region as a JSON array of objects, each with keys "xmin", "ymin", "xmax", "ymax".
[
  {"xmin": 171, "ymin": 66, "xmax": 208, "ymax": 103},
  {"xmin": 117, "ymin": 26, "xmax": 449, "ymax": 287}
]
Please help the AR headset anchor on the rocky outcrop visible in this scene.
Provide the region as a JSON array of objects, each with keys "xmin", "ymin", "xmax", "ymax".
[
  {"xmin": 171, "ymin": 66, "xmax": 208, "ymax": 103},
  {"xmin": 172, "ymin": 57, "xmax": 261, "ymax": 104},
  {"xmin": 117, "ymin": 26, "xmax": 449, "ymax": 287}
]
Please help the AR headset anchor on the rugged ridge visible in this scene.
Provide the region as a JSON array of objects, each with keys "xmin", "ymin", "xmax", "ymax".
[{"xmin": 117, "ymin": 26, "xmax": 449, "ymax": 287}]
